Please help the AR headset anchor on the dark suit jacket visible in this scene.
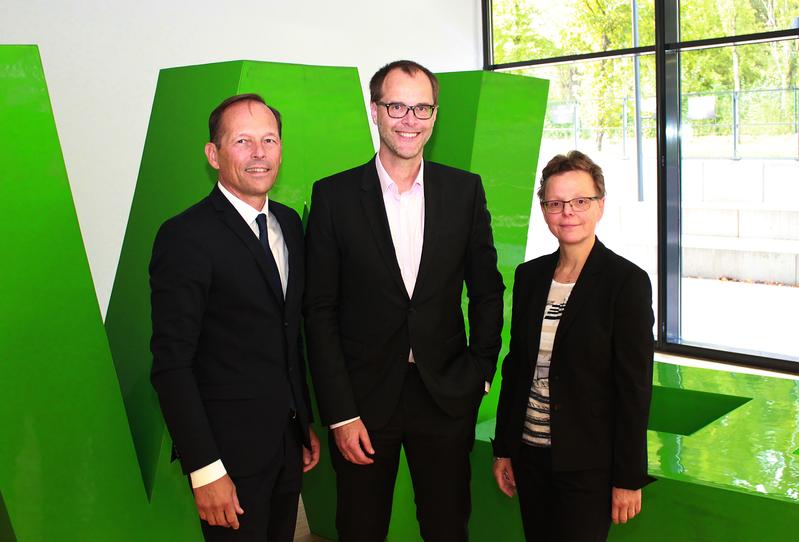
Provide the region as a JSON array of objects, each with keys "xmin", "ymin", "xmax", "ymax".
[
  {"xmin": 303, "ymin": 158, "xmax": 504, "ymax": 429},
  {"xmin": 150, "ymin": 186, "xmax": 312, "ymax": 477},
  {"xmin": 493, "ymin": 239, "xmax": 654, "ymax": 489}
]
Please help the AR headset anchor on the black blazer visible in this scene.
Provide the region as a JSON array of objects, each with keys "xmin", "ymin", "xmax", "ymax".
[
  {"xmin": 493, "ymin": 239, "xmax": 654, "ymax": 489},
  {"xmin": 304, "ymin": 158, "xmax": 504, "ymax": 428},
  {"xmin": 150, "ymin": 186, "xmax": 312, "ymax": 477}
]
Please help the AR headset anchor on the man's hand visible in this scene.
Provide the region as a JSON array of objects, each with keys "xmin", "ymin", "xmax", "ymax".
[
  {"xmin": 303, "ymin": 427, "xmax": 321, "ymax": 472},
  {"xmin": 193, "ymin": 474, "xmax": 244, "ymax": 529},
  {"xmin": 611, "ymin": 487, "xmax": 641, "ymax": 524},
  {"xmin": 492, "ymin": 457, "xmax": 517, "ymax": 497},
  {"xmin": 332, "ymin": 418, "xmax": 375, "ymax": 465}
]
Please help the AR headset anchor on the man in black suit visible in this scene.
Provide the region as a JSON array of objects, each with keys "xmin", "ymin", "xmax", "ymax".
[
  {"xmin": 150, "ymin": 94, "xmax": 319, "ymax": 541},
  {"xmin": 304, "ymin": 60, "xmax": 504, "ymax": 541}
]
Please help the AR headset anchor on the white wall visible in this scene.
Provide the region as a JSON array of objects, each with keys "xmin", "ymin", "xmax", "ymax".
[{"xmin": 1, "ymin": 0, "xmax": 483, "ymax": 316}]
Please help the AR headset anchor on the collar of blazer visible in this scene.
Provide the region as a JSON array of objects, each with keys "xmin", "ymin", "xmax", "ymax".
[
  {"xmin": 208, "ymin": 185, "xmax": 287, "ymax": 307},
  {"xmin": 358, "ymin": 156, "xmax": 443, "ymax": 301},
  {"xmin": 527, "ymin": 237, "xmax": 610, "ymax": 359}
]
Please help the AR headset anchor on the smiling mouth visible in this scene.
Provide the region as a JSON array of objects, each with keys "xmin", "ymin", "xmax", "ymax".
[
  {"xmin": 245, "ymin": 166, "xmax": 271, "ymax": 173},
  {"xmin": 397, "ymin": 131, "xmax": 419, "ymax": 139}
]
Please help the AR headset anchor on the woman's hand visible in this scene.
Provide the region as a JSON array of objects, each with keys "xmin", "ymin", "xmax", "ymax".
[
  {"xmin": 611, "ymin": 487, "xmax": 641, "ymax": 524},
  {"xmin": 492, "ymin": 457, "xmax": 517, "ymax": 497}
]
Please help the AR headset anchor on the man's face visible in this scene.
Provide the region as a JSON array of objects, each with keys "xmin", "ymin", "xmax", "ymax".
[
  {"xmin": 370, "ymin": 69, "xmax": 437, "ymax": 163},
  {"xmin": 204, "ymin": 100, "xmax": 282, "ymax": 209}
]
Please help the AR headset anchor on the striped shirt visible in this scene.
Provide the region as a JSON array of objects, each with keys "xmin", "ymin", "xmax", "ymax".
[{"xmin": 523, "ymin": 280, "xmax": 574, "ymax": 447}]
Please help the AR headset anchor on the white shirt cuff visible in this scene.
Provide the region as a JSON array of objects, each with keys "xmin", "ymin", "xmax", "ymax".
[
  {"xmin": 189, "ymin": 459, "xmax": 226, "ymax": 488},
  {"xmin": 485, "ymin": 381, "xmax": 491, "ymax": 394},
  {"xmin": 330, "ymin": 416, "xmax": 361, "ymax": 429}
]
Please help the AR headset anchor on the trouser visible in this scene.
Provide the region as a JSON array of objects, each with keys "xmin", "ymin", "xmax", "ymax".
[
  {"xmin": 513, "ymin": 444, "xmax": 612, "ymax": 542},
  {"xmin": 330, "ymin": 364, "xmax": 477, "ymax": 542},
  {"xmin": 201, "ymin": 417, "xmax": 303, "ymax": 542}
]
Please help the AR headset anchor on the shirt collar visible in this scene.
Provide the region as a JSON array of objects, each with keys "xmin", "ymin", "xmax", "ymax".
[
  {"xmin": 375, "ymin": 153, "xmax": 424, "ymax": 198},
  {"xmin": 217, "ymin": 181, "xmax": 269, "ymax": 226}
]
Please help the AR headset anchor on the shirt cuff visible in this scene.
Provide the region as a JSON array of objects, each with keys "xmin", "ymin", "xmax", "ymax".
[
  {"xmin": 485, "ymin": 381, "xmax": 491, "ymax": 394},
  {"xmin": 330, "ymin": 416, "xmax": 361, "ymax": 429},
  {"xmin": 189, "ymin": 459, "xmax": 226, "ymax": 488}
]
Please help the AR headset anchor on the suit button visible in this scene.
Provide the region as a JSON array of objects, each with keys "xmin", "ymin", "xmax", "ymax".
[
  {"xmin": 408, "ymin": 307, "xmax": 416, "ymax": 314},
  {"xmin": 552, "ymin": 403, "xmax": 561, "ymax": 412},
  {"xmin": 283, "ymin": 321, "xmax": 289, "ymax": 327}
]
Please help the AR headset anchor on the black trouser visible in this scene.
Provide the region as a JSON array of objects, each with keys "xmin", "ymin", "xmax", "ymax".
[
  {"xmin": 513, "ymin": 444, "xmax": 612, "ymax": 542},
  {"xmin": 330, "ymin": 364, "xmax": 477, "ymax": 542},
  {"xmin": 201, "ymin": 417, "xmax": 303, "ymax": 542}
]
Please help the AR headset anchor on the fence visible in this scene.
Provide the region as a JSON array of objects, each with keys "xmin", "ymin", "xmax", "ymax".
[{"xmin": 543, "ymin": 87, "xmax": 799, "ymax": 160}]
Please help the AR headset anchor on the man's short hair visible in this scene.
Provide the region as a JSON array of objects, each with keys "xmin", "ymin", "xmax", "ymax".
[
  {"xmin": 538, "ymin": 150, "xmax": 607, "ymax": 200},
  {"xmin": 369, "ymin": 60, "xmax": 440, "ymax": 104},
  {"xmin": 208, "ymin": 93, "xmax": 282, "ymax": 145}
]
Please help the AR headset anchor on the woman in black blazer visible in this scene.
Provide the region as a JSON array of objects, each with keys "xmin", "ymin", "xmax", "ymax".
[{"xmin": 492, "ymin": 151, "xmax": 654, "ymax": 541}]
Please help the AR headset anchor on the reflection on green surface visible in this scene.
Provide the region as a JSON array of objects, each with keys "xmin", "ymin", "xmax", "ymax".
[
  {"xmin": 650, "ymin": 361, "xmax": 799, "ymax": 505},
  {"xmin": 471, "ymin": 361, "xmax": 799, "ymax": 541},
  {"xmin": 648, "ymin": 385, "xmax": 751, "ymax": 436}
]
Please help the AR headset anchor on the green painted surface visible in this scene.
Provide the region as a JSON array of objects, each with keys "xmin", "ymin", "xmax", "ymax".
[
  {"xmin": 648, "ymin": 385, "xmax": 751, "ymax": 436},
  {"xmin": 470, "ymin": 361, "xmax": 799, "ymax": 541},
  {"xmin": 428, "ymin": 70, "xmax": 549, "ymax": 425},
  {"xmin": 4, "ymin": 46, "xmax": 798, "ymax": 542},
  {"xmin": 105, "ymin": 60, "xmax": 373, "ymax": 497},
  {"xmin": 0, "ymin": 490, "xmax": 16, "ymax": 542},
  {"xmin": 314, "ymin": 69, "xmax": 549, "ymax": 542},
  {"xmin": 0, "ymin": 50, "xmax": 369, "ymax": 541},
  {"xmin": 0, "ymin": 45, "xmax": 200, "ymax": 542},
  {"xmin": 105, "ymin": 59, "xmax": 373, "ymax": 541}
]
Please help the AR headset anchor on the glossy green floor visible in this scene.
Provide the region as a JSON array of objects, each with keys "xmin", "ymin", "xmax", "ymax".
[{"xmin": 472, "ymin": 360, "xmax": 799, "ymax": 541}]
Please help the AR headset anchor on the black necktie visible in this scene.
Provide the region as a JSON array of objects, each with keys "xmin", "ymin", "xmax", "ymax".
[
  {"xmin": 256, "ymin": 213, "xmax": 296, "ymax": 413},
  {"xmin": 255, "ymin": 213, "xmax": 284, "ymax": 300}
]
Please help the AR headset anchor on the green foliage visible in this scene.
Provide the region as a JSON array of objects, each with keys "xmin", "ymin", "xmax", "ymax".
[{"xmin": 491, "ymin": 0, "xmax": 799, "ymax": 144}]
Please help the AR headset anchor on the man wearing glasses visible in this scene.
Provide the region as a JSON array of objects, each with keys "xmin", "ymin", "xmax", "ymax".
[{"xmin": 304, "ymin": 60, "xmax": 504, "ymax": 541}]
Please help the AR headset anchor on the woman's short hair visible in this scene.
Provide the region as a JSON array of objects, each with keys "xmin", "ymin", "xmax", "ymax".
[{"xmin": 538, "ymin": 150, "xmax": 606, "ymax": 200}]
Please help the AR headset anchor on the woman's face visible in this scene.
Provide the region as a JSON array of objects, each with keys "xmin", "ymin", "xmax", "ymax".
[{"xmin": 541, "ymin": 169, "xmax": 604, "ymax": 247}]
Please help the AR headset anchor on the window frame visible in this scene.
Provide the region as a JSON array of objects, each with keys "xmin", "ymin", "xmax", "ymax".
[{"xmin": 483, "ymin": 0, "xmax": 799, "ymax": 373}]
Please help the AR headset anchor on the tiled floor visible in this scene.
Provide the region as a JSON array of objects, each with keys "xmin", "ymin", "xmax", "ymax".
[{"xmin": 294, "ymin": 497, "xmax": 330, "ymax": 542}]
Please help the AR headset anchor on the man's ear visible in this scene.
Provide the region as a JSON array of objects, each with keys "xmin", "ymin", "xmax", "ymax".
[
  {"xmin": 370, "ymin": 102, "xmax": 378, "ymax": 125},
  {"xmin": 204, "ymin": 142, "xmax": 220, "ymax": 170}
]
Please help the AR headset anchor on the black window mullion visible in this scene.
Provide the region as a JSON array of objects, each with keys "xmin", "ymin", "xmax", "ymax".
[
  {"xmin": 482, "ymin": 0, "xmax": 494, "ymax": 70},
  {"xmin": 657, "ymin": 0, "xmax": 682, "ymax": 348}
]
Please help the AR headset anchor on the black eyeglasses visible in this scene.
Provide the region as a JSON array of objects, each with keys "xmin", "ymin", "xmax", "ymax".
[
  {"xmin": 377, "ymin": 102, "xmax": 437, "ymax": 120},
  {"xmin": 541, "ymin": 196, "xmax": 602, "ymax": 214}
]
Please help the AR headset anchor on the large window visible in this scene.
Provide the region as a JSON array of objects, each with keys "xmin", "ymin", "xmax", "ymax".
[{"xmin": 486, "ymin": 0, "xmax": 799, "ymax": 370}]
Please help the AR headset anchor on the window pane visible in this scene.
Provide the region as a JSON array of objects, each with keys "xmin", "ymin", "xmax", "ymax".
[
  {"xmin": 680, "ymin": 0, "xmax": 799, "ymax": 42},
  {"xmin": 509, "ymin": 55, "xmax": 659, "ymax": 337},
  {"xmin": 492, "ymin": 0, "xmax": 655, "ymax": 64},
  {"xmin": 679, "ymin": 41, "xmax": 799, "ymax": 361}
]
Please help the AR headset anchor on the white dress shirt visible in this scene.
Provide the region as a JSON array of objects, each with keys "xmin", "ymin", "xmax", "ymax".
[
  {"xmin": 189, "ymin": 182, "xmax": 289, "ymax": 488},
  {"xmin": 330, "ymin": 156, "xmax": 425, "ymax": 430}
]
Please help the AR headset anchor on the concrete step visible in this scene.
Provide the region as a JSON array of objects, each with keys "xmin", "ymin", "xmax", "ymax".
[{"xmin": 683, "ymin": 203, "xmax": 799, "ymax": 241}]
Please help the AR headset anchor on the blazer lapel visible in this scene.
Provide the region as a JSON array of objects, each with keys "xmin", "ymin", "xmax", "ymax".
[
  {"xmin": 360, "ymin": 159, "xmax": 407, "ymax": 296},
  {"xmin": 210, "ymin": 187, "xmax": 285, "ymax": 307},
  {"xmin": 553, "ymin": 239, "xmax": 608, "ymax": 347},
  {"xmin": 412, "ymin": 161, "xmax": 441, "ymax": 302}
]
